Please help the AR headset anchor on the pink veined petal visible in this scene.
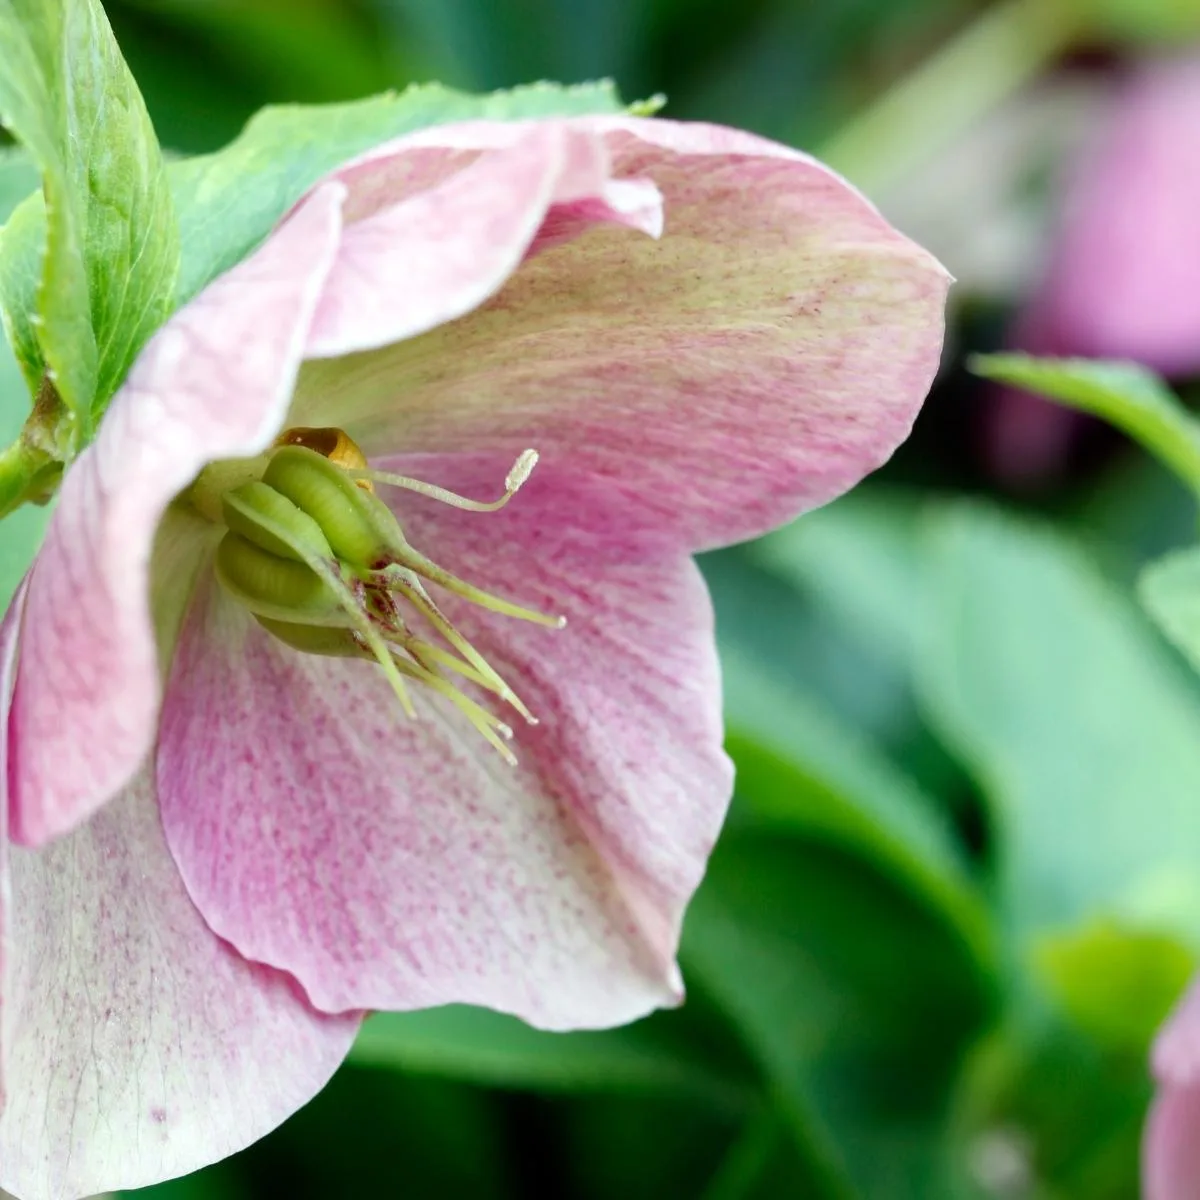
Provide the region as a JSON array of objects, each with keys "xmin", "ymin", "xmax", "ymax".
[
  {"xmin": 157, "ymin": 467, "xmax": 729, "ymax": 1028},
  {"xmin": 0, "ymin": 768, "xmax": 360, "ymax": 1200},
  {"xmin": 305, "ymin": 122, "xmax": 662, "ymax": 358},
  {"xmin": 8, "ymin": 183, "xmax": 346, "ymax": 848},
  {"xmin": 292, "ymin": 116, "xmax": 949, "ymax": 554},
  {"xmin": 1036, "ymin": 56, "xmax": 1200, "ymax": 375}
]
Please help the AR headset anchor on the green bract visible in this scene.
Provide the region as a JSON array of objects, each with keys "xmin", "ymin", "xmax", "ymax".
[{"xmin": 0, "ymin": 0, "xmax": 178, "ymax": 434}]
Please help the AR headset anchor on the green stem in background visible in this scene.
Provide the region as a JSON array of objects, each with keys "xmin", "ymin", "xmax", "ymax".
[{"xmin": 818, "ymin": 0, "xmax": 1084, "ymax": 192}]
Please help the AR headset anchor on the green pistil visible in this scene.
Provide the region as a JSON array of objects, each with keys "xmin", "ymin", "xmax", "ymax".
[{"xmin": 203, "ymin": 431, "xmax": 558, "ymax": 761}]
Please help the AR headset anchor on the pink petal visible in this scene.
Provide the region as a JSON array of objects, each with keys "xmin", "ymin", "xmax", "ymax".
[
  {"xmin": 0, "ymin": 767, "xmax": 359, "ymax": 1199},
  {"xmin": 293, "ymin": 116, "xmax": 948, "ymax": 552},
  {"xmin": 1034, "ymin": 56, "xmax": 1200, "ymax": 375},
  {"xmin": 8, "ymin": 184, "xmax": 346, "ymax": 847},
  {"xmin": 1145, "ymin": 1085, "xmax": 1200, "ymax": 1199},
  {"xmin": 1144, "ymin": 977, "xmax": 1200, "ymax": 1199},
  {"xmin": 157, "ymin": 467, "xmax": 730, "ymax": 1028},
  {"xmin": 306, "ymin": 122, "xmax": 663, "ymax": 357}
]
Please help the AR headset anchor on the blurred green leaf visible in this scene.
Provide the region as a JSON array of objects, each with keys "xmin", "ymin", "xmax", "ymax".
[
  {"xmin": 956, "ymin": 1011, "xmax": 1152, "ymax": 1200},
  {"xmin": 115, "ymin": 0, "xmax": 393, "ymax": 106},
  {"xmin": 919, "ymin": 504, "xmax": 1200, "ymax": 948},
  {"xmin": 248, "ymin": 1070, "xmax": 512, "ymax": 1199},
  {"xmin": 351, "ymin": 1003, "xmax": 753, "ymax": 1109},
  {"xmin": 723, "ymin": 649, "xmax": 992, "ymax": 978},
  {"xmin": 751, "ymin": 488, "xmax": 927, "ymax": 672},
  {"xmin": 168, "ymin": 80, "xmax": 627, "ymax": 306},
  {"xmin": 559, "ymin": 1091, "xmax": 743, "ymax": 1200},
  {"xmin": 1085, "ymin": 0, "xmax": 1200, "ymax": 42},
  {"xmin": 0, "ymin": 0, "xmax": 178, "ymax": 432},
  {"xmin": 1033, "ymin": 921, "xmax": 1193, "ymax": 1052},
  {"xmin": 683, "ymin": 830, "xmax": 992, "ymax": 1199},
  {"xmin": 1138, "ymin": 543, "xmax": 1200, "ymax": 678},
  {"xmin": 970, "ymin": 354, "xmax": 1200, "ymax": 501}
]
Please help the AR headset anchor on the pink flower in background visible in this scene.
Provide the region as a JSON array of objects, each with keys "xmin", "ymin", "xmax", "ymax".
[
  {"xmin": 1029, "ymin": 54, "xmax": 1200, "ymax": 375},
  {"xmin": 1145, "ymin": 980, "xmax": 1200, "ymax": 1198},
  {"xmin": 0, "ymin": 116, "xmax": 947, "ymax": 1198},
  {"xmin": 989, "ymin": 55, "xmax": 1200, "ymax": 485}
]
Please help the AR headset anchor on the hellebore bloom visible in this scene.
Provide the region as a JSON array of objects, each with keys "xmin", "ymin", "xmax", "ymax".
[
  {"xmin": 988, "ymin": 55, "xmax": 1200, "ymax": 485},
  {"xmin": 0, "ymin": 116, "xmax": 947, "ymax": 1197},
  {"xmin": 1145, "ymin": 979, "xmax": 1200, "ymax": 1198},
  {"xmin": 1028, "ymin": 54, "xmax": 1200, "ymax": 376}
]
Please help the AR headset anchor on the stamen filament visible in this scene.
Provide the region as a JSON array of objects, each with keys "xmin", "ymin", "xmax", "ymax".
[
  {"xmin": 388, "ymin": 651, "xmax": 518, "ymax": 765},
  {"xmin": 348, "ymin": 449, "xmax": 539, "ymax": 514},
  {"xmin": 403, "ymin": 638, "xmax": 538, "ymax": 726},
  {"xmin": 380, "ymin": 554, "xmax": 565, "ymax": 629},
  {"xmin": 384, "ymin": 569, "xmax": 513, "ymax": 694}
]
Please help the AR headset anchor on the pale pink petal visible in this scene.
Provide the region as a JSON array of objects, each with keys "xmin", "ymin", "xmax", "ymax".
[
  {"xmin": 1144, "ymin": 977, "xmax": 1200, "ymax": 1199},
  {"xmin": 8, "ymin": 184, "xmax": 346, "ymax": 847},
  {"xmin": 0, "ymin": 769, "xmax": 359, "ymax": 1200},
  {"xmin": 157, "ymin": 471, "xmax": 729, "ymax": 1028},
  {"xmin": 0, "ymin": 580, "xmax": 28, "ymax": 1109},
  {"xmin": 1145, "ymin": 1086, "xmax": 1200, "ymax": 1199},
  {"xmin": 306, "ymin": 122, "xmax": 663, "ymax": 357},
  {"xmin": 1035, "ymin": 56, "xmax": 1200, "ymax": 375},
  {"xmin": 292, "ymin": 117, "xmax": 949, "ymax": 551}
]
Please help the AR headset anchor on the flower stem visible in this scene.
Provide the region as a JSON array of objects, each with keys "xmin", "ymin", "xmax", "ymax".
[{"xmin": 818, "ymin": 0, "xmax": 1084, "ymax": 192}]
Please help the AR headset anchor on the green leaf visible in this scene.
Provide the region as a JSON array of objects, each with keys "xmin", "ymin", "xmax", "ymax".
[
  {"xmin": 682, "ymin": 831, "xmax": 992, "ymax": 1199},
  {"xmin": 1033, "ymin": 921, "xmax": 1193, "ymax": 1052},
  {"xmin": 750, "ymin": 487, "xmax": 927, "ymax": 672},
  {"xmin": 0, "ymin": 144, "xmax": 37, "ymax": 217},
  {"xmin": 167, "ymin": 80, "xmax": 627, "ymax": 306},
  {"xmin": 722, "ymin": 648, "xmax": 993, "ymax": 979},
  {"xmin": 1138, "ymin": 543, "xmax": 1200, "ymax": 676},
  {"xmin": 969, "ymin": 353, "xmax": 1200, "ymax": 500},
  {"xmin": 350, "ymin": 1003, "xmax": 753, "ymax": 1110},
  {"xmin": 918, "ymin": 503, "xmax": 1200, "ymax": 946},
  {"xmin": 0, "ymin": 0, "xmax": 179, "ymax": 433}
]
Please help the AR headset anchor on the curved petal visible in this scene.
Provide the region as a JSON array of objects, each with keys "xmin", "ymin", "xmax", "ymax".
[
  {"xmin": 1145, "ymin": 1085, "xmax": 1200, "ymax": 1200},
  {"xmin": 0, "ymin": 768, "xmax": 359, "ymax": 1200},
  {"xmin": 306, "ymin": 122, "xmax": 663, "ymax": 358},
  {"xmin": 292, "ymin": 116, "xmax": 949, "ymax": 553},
  {"xmin": 1144, "ymin": 976, "xmax": 1200, "ymax": 1199},
  {"xmin": 157, "ymin": 482, "xmax": 729, "ymax": 1028},
  {"xmin": 1036, "ymin": 57, "xmax": 1200, "ymax": 376},
  {"xmin": 8, "ymin": 184, "xmax": 346, "ymax": 847}
]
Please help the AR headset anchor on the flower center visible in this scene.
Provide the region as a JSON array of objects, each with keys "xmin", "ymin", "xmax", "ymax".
[{"xmin": 192, "ymin": 427, "xmax": 561, "ymax": 763}]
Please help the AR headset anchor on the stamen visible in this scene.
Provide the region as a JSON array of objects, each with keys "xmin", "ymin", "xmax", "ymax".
[
  {"xmin": 348, "ymin": 449, "xmax": 539, "ymax": 513},
  {"xmin": 403, "ymin": 638, "xmax": 538, "ymax": 726},
  {"xmin": 379, "ymin": 553, "xmax": 566, "ymax": 629},
  {"xmin": 387, "ymin": 651, "xmax": 518, "ymax": 766}
]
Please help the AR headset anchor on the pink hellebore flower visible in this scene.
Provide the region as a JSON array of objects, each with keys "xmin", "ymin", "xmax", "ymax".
[
  {"xmin": 1146, "ymin": 980, "xmax": 1200, "ymax": 1198},
  {"xmin": 0, "ymin": 117, "xmax": 947, "ymax": 1197},
  {"xmin": 1030, "ymin": 54, "xmax": 1200, "ymax": 376},
  {"xmin": 988, "ymin": 55, "xmax": 1200, "ymax": 486}
]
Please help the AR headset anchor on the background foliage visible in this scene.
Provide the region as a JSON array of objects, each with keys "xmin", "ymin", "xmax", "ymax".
[{"xmin": 5, "ymin": 0, "xmax": 1200, "ymax": 1196}]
